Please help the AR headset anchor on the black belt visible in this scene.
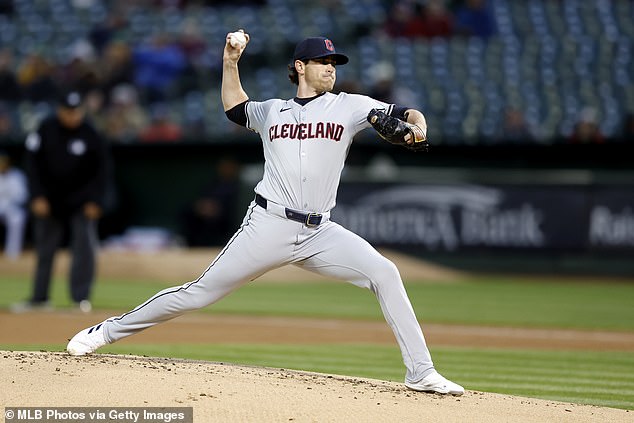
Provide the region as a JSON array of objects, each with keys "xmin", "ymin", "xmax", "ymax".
[{"xmin": 255, "ymin": 194, "xmax": 324, "ymax": 227}]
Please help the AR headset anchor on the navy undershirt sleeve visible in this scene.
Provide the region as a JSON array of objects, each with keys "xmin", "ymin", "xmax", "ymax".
[
  {"xmin": 391, "ymin": 106, "xmax": 409, "ymax": 120},
  {"xmin": 225, "ymin": 100, "xmax": 248, "ymax": 126}
]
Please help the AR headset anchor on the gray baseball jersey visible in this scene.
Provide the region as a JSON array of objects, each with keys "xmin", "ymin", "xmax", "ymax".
[
  {"xmin": 102, "ymin": 92, "xmax": 436, "ymax": 385},
  {"xmin": 248, "ymin": 92, "xmax": 393, "ymax": 212}
]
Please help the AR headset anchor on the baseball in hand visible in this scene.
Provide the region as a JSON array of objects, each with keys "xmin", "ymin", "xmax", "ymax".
[{"xmin": 229, "ymin": 31, "xmax": 247, "ymax": 48}]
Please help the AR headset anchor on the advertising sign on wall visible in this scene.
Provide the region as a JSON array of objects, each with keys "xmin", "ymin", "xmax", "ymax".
[{"xmin": 331, "ymin": 183, "xmax": 633, "ymax": 253}]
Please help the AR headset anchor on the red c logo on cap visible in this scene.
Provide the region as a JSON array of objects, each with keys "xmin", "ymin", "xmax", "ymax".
[{"xmin": 324, "ymin": 39, "xmax": 334, "ymax": 52}]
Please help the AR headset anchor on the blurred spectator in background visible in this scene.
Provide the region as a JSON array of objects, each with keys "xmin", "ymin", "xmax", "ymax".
[
  {"xmin": 89, "ymin": 11, "xmax": 129, "ymax": 54},
  {"xmin": 177, "ymin": 18, "xmax": 208, "ymax": 95},
  {"xmin": 0, "ymin": 0, "xmax": 626, "ymax": 147},
  {"xmin": 383, "ymin": 0, "xmax": 455, "ymax": 39},
  {"xmin": 0, "ymin": 48, "xmax": 21, "ymax": 104},
  {"xmin": 180, "ymin": 157, "xmax": 241, "ymax": 247},
  {"xmin": 497, "ymin": 107, "xmax": 534, "ymax": 143},
  {"xmin": 368, "ymin": 62, "xmax": 396, "ymax": 103},
  {"xmin": 368, "ymin": 61, "xmax": 419, "ymax": 107},
  {"xmin": 17, "ymin": 53, "xmax": 58, "ymax": 104},
  {"xmin": 454, "ymin": 0, "xmax": 497, "ymax": 38},
  {"xmin": 103, "ymin": 84, "xmax": 149, "ymax": 142},
  {"xmin": 178, "ymin": 19, "xmax": 207, "ymax": 61},
  {"xmin": 139, "ymin": 102, "xmax": 183, "ymax": 142},
  {"xmin": 133, "ymin": 33, "xmax": 187, "ymax": 103},
  {"xmin": 0, "ymin": 101, "xmax": 19, "ymax": 140},
  {"xmin": 420, "ymin": 0, "xmax": 454, "ymax": 39},
  {"xmin": 83, "ymin": 89, "xmax": 108, "ymax": 133},
  {"xmin": 383, "ymin": 0, "xmax": 426, "ymax": 38},
  {"xmin": 0, "ymin": 149, "xmax": 28, "ymax": 260},
  {"xmin": 58, "ymin": 39, "xmax": 101, "ymax": 95},
  {"xmin": 12, "ymin": 90, "xmax": 111, "ymax": 313},
  {"xmin": 568, "ymin": 107, "xmax": 605, "ymax": 144},
  {"xmin": 100, "ymin": 41, "xmax": 135, "ymax": 106}
]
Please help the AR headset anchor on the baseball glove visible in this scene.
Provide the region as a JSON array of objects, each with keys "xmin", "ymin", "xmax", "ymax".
[{"xmin": 367, "ymin": 109, "xmax": 429, "ymax": 152}]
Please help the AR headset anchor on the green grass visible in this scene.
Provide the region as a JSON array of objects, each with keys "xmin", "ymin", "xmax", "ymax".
[
  {"xmin": 3, "ymin": 343, "xmax": 633, "ymax": 410},
  {"xmin": 206, "ymin": 276, "xmax": 634, "ymax": 330},
  {"xmin": 2, "ymin": 275, "xmax": 634, "ymax": 330},
  {"xmin": 3, "ymin": 274, "xmax": 634, "ymax": 410}
]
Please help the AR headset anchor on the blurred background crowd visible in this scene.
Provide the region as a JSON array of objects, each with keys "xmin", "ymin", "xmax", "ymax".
[{"xmin": 0, "ymin": 0, "xmax": 632, "ymax": 145}]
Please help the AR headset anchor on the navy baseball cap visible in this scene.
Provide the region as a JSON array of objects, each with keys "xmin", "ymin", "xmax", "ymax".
[
  {"xmin": 293, "ymin": 37, "xmax": 349, "ymax": 65},
  {"xmin": 58, "ymin": 90, "xmax": 83, "ymax": 109}
]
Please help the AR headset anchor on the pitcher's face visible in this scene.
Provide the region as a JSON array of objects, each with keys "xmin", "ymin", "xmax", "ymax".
[{"xmin": 302, "ymin": 56, "xmax": 337, "ymax": 94}]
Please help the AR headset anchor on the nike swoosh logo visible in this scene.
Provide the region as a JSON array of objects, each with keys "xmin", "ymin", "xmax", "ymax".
[{"xmin": 280, "ymin": 107, "xmax": 291, "ymax": 112}]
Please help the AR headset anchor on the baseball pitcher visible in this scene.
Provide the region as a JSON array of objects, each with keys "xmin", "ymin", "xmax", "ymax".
[{"xmin": 67, "ymin": 31, "xmax": 463, "ymax": 396}]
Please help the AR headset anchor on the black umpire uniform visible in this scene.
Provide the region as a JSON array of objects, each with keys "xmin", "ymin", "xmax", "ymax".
[{"xmin": 23, "ymin": 90, "xmax": 110, "ymax": 310}]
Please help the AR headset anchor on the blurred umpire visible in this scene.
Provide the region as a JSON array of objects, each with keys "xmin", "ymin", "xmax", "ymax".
[{"xmin": 12, "ymin": 89, "xmax": 111, "ymax": 313}]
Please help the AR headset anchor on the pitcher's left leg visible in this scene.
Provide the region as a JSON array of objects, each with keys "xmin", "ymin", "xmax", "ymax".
[{"xmin": 296, "ymin": 222, "xmax": 434, "ymax": 384}]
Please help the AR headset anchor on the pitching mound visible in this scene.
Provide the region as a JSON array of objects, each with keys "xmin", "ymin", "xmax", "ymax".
[{"xmin": 2, "ymin": 351, "xmax": 629, "ymax": 422}]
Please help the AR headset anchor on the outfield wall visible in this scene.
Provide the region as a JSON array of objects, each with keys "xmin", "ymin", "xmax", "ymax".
[{"xmin": 3, "ymin": 140, "xmax": 633, "ymax": 275}]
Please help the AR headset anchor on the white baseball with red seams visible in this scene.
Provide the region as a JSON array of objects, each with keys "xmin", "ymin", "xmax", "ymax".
[{"xmin": 229, "ymin": 31, "xmax": 247, "ymax": 48}]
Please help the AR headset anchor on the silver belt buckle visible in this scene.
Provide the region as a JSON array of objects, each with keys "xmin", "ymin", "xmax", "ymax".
[{"xmin": 305, "ymin": 213, "xmax": 322, "ymax": 227}]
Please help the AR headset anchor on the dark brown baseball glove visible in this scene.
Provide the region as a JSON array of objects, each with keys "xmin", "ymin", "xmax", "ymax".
[{"xmin": 367, "ymin": 109, "xmax": 429, "ymax": 152}]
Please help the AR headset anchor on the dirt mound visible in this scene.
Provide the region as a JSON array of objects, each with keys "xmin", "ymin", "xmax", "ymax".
[{"xmin": 2, "ymin": 351, "xmax": 628, "ymax": 423}]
